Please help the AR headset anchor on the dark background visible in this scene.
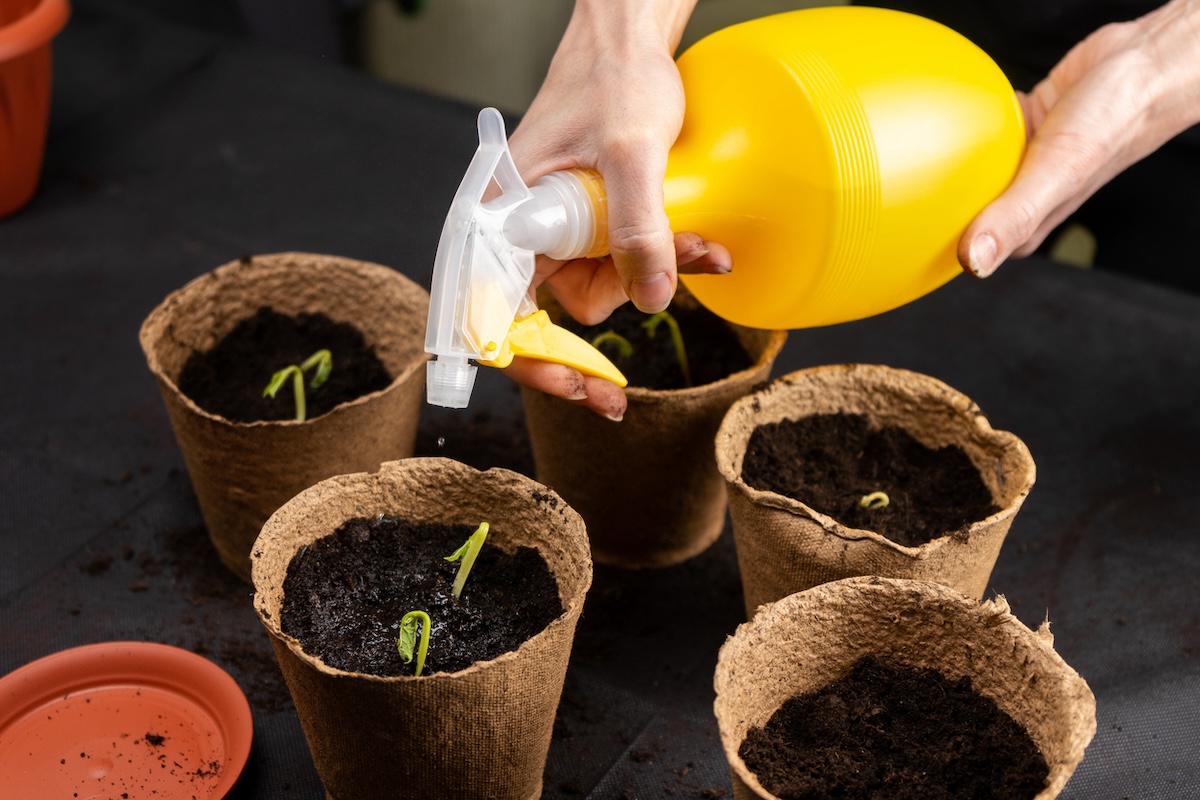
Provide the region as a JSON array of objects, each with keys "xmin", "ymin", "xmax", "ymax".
[{"xmin": 1, "ymin": 1, "xmax": 1198, "ymax": 798}]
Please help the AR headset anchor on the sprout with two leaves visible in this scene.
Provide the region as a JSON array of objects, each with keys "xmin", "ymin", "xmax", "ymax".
[
  {"xmin": 590, "ymin": 309, "xmax": 691, "ymax": 387},
  {"xmin": 262, "ymin": 349, "xmax": 332, "ymax": 421}
]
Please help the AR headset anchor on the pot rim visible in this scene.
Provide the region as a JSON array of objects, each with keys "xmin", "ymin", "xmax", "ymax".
[
  {"xmin": 252, "ymin": 458, "xmax": 593, "ymax": 683},
  {"xmin": 138, "ymin": 252, "xmax": 431, "ymax": 428},
  {"xmin": 715, "ymin": 363, "xmax": 1037, "ymax": 555},
  {"xmin": 0, "ymin": 0, "xmax": 69, "ymax": 61},
  {"xmin": 714, "ymin": 576, "xmax": 1096, "ymax": 800},
  {"xmin": 622, "ymin": 327, "xmax": 788, "ymax": 401}
]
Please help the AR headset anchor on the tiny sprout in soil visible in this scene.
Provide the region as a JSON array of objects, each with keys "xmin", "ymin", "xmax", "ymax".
[
  {"xmin": 860, "ymin": 491, "xmax": 890, "ymax": 509},
  {"xmin": 641, "ymin": 310, "xmax": 691, "ymax": 387},
  {"xmin": 445, "ymin": 522, "xmax": 489, "ymax": 598},
  {"xmin": 398, "ymin": 610, "xmax": 431, "ymax": 677},
  {"xmin": 262, "ymin": 349, "xmax": 332, "ymax": 421}
]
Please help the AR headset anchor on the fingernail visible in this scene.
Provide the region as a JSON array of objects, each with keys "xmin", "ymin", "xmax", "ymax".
[
  {"xmin": 678, "ymin": 247, "xmax": 709, "ymax": 265},
  {"xmin": 968, "ymin": 233, "xmax": 998, "ymax": 277},
  {"xmin": 604, "ymin": 411, "xmax": 624, "ymax": 422},
  {"xmin": 630, "ymin": 273, "xmax": 672, "ymax": 313}
]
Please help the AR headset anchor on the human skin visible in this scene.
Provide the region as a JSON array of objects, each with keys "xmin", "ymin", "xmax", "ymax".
[{"xmin": 961, "ymin": 0, "xmax": 1200, "ymax": 276}]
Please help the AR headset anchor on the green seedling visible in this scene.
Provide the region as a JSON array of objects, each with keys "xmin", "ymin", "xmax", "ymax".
[
  {"xmin": 590, "ymin": 330, "xmax": 633, "ymax": 359},
  {"xmin": 859, "ymin": 491, "xmax": 890, "ymax": 509},
  {"xmin": 262, "ymin": 349, "xmax": 332, "ymax": 421},
  {"xmin": 445, "ymin": 521, "xmax": 489, "ymax": 598},
  {"xmin": 641, "ymin": 310, "xmax": 691, "ymax": 387},
  {"xmin": 398, "ymin": 609, "xmax": 431, "ymax": 677}
]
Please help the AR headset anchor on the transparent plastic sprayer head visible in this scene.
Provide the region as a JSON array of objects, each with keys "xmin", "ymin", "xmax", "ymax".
[{"xmin": 424, "ymin": 108, "xmax": 626, "ymax": 409}]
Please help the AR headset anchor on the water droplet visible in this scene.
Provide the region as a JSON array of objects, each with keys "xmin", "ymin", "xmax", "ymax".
[{"xmin": 437, "ymin": 436, "xmax": 446, "ymax": 449}]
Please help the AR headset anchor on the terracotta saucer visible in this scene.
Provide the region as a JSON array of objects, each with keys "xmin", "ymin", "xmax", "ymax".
[{"xmin": 0, "ymin": 641, "xmax": 253, "ymax": 799}]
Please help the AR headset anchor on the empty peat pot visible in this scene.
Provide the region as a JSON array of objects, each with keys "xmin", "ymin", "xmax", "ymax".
[{"xmin": 714, "ymin": 576, "xmax": 1096, "ymax": 800}]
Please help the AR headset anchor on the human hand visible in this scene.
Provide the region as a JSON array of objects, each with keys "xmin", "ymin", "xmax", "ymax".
[
  {"xmin": 501, "ymin": 0, "xmax": 729, "ymax": 419},
  {"xmin": 960, "ymin": 0, "xmax": 1200, "ymax": 277}
]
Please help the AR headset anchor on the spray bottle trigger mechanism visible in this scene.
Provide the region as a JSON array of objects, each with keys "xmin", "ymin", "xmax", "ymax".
[
  {"xmin": 424, "ymin": 107, "xmax": 626, "ymax": 408},
  {"xmin": 477, "ymin": 310, "xmax": 628, "ymax": 387}
]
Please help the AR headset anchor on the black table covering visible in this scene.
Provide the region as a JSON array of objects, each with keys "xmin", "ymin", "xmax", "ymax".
[{"xmin": 1, "ymin": 2, "xmax": 1198, "ymax": 798}]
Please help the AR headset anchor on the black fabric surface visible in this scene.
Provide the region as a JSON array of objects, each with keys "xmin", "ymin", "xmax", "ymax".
[{"xmin": 1, "ymin": 2, "xmax": 1198, "ymax": 798}]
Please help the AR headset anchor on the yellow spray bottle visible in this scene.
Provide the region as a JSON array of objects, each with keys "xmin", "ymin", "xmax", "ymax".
[{"xmin": 425, "ymin": 6, "xmax": 1025, "ymax": 407}]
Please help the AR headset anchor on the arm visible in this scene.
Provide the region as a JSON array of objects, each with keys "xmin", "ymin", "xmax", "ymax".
[
  {"xmin": 961, "ymin": 0, "xmax": 1200, "ymax": 277},
  {"xmin": 502, "ymin": 0, "xmax": 731, "ymax": 419}
]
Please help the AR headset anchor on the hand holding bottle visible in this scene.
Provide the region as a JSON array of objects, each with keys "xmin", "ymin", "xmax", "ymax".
[
  {"xmin": 503, "ymin": 0, "xmax": 729, "ymax": 420},
  {"xmin": 961, "ymin": 0, "xmax": 1200, "ymax": 276}
]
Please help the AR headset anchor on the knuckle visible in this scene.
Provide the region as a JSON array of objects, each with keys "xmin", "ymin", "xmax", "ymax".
[{"xmin": 607, "ymin": 224, "xmax": 671, "ymax": 261}]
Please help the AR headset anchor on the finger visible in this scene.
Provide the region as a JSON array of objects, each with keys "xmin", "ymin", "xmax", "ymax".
[
  {"xmin": 503, "ymin": 357, "xmax": 628, "ymax": 421},
  {"xmin": 600, "ymin": 140, "xmax": 678, "ymax": 313},
  {"xmin": 540, "ymin": 257, "xmax": 629, "ymax": 325},
  {"xmin": 959, "ymin": 136, "xmax": 1100, "ymax": 277},
  {"xmin": 674, "ymin": 232, "xmax": 733, "ymax": 275}
]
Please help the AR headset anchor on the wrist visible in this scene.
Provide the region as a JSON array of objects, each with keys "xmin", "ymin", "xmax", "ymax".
[
  {"xmin": 1138, "ymin": 0, "xmax": 1200, "ymax": 134},
  {"xmin": 565, "ymin": 0, "xmax": 699, "ymax": 56}
]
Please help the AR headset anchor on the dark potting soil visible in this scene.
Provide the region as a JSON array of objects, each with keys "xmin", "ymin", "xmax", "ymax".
[
  {"xmin": 560, "ymin": 300, "xmax": 753, "ymax": 390},
  {"xmin": 176, "ymin": 306, "xmax": 393, "ymax": 422},
  {"xmin": 279, "ymin": 516, "xmax": 564, "ymax": 676},
  {"xmin": 741, "ymin": 413, "xmax": 999, "ymax": 547},
  {"xmin": 739, "ymin": 656, "xmax": 1050, "ymax": 800}
]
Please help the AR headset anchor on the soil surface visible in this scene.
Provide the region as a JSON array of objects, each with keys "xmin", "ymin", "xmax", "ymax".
[
  {"xmin": 280, "ymin": 516, "xmax": 564, "ymax": 676},
  {"xmin": 741, "ymin": 413, "xmax": 999, "ymax": 546},
  {"xmin": 560, "ymin": 301, "xmax": 753, "ymax": 389},
  {"xmin": 739, "ymin": 655, "xmax": 1049, "ymax": 800},
  {"xmin": 176, "ymin": 306, "xmax": 393, "ymax": 422}
]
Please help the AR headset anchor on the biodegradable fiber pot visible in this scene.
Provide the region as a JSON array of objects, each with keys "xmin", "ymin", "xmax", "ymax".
[
  {"xmin": 522, "ymin": 287, "xmax": 787, "ymax": 568},
  {"xmin": 714, "ymin": 576, "xmax": 1096, "ymax": 800},
  {"xmin": 252, "ymin": 457, "xmax": 592, "ymax": 800},
  {"xmin": 139, "ymin": 252, "xmax": 429, "ymax": 582},
  {"xmin": 0, "ymin": 0, "xmax": 69, "ymax": 218},
  {"xmin": 716, "ymin": 364, "xmax": 1035, "ymax": 617}
]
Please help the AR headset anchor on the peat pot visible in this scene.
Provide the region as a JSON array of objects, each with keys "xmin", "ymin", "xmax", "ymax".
[
  {"xmin": 140, "ymin": 252, "xmax": 429, "ymax": 581},
  {"xmin": 252, "ymin": 457, "xmax": 592, "ymax": 800},
  {"xmin": 714, "ymin": 576, "xmax": 1096, "ymax": 800},
  {"xmin": 716, "ymin": 364, "xmax": 1035, "ymax": 617}
]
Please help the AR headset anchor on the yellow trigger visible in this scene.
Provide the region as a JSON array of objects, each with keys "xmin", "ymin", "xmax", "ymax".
[{"xmin": 477, "ymin": 311, "xmax": 628, "ymax": 387}]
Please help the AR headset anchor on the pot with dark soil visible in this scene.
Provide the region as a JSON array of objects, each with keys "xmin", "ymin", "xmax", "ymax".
[
  {"xmin": 252, "ymin": 457, "xmax": 591, "ymax": 800},
  {"xmin": 715, "ymin": 364, "xmax": 1035, "ymax": 616},
  {"xmin": 522, "ymin": 285, "xmax": 786, "ymax": 568},
  {"xmin": 139, "ymin": 252, "xmax": 429, "ymax": 581},
  {"xmin": 713, "ymin": 576, "xmax": 1096, "ymax": 800}
]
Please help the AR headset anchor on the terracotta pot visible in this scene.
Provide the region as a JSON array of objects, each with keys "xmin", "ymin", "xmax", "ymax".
[
  {"xmin": 139, "ymin": 252, "xmax": 429, "ymax": 582},
  {"xmin": 252, "ymin": 457, "xmax": 592, "ymax": 800},
  {"xmin": 0, "ymin": 0, "xmax": 69, "ymax": 217},
  {"xmin": 522, "ymin": 288, "xmax": 787, "ymax": 568},
  {"xmin": 716, "ymin": 363, "xmax": 1035, "ymax": 617},
  {"xmin": 714, "ymin": 576, "xmax": 1096, "ymax": 800}
]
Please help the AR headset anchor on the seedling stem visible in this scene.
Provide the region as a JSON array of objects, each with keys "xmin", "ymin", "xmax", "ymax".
[
  {"xmin": 445, "ymin": 521, "xmax": 489, "ymax": 598},
  {"xmin": 398, "ymin": 610, "xmax": 431, "ymax": 677},
  {"xmin": 263, "ymin": 349, "xmax": 332, "ymax": 421},
  {"xmin": 641, "ymin": 311, "xmax": 691, "ymax": 386},
  {"xmin": 590, "ymin": 330, "xmax": 633, "ymax": 358}
]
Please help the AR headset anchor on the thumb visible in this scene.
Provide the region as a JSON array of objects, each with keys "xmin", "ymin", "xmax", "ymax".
[{"xmin": 959, "ymin": 135, "xmax": 1100, "ymax": 277}]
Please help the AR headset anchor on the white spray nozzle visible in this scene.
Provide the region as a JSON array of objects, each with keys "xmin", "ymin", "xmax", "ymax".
[
  {"xmin": 424, "ymin": 108, "xmax": 536, "ymax": 408},
  {"xmin": 423, "ymin": 108, "xmax": 624, "ymax": 409}
]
